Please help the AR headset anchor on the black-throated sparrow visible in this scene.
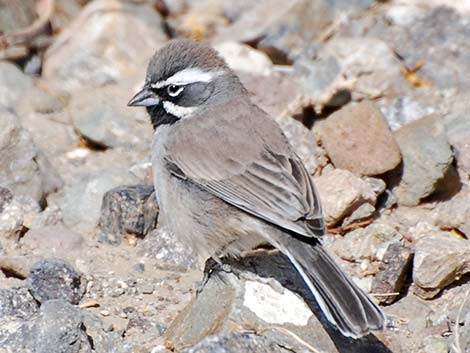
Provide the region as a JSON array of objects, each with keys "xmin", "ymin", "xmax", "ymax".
[{"xmin": 128, "ymin": 39, "xmax": 385, "ymax": 338}]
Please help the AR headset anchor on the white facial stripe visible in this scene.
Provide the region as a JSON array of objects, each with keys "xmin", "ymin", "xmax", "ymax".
[
  {"xmin": 150, "ymin": 68, "xmax": 221, "ymax": 89},
  {"xmin": 162, "ymin": 101, "xmax": 196, "ymax": 119}
]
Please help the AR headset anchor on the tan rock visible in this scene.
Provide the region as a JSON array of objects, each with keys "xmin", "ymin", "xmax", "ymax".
[
  {"xmin": 314, "ymin": 168, "xmax": 378, "ymax": 225},
  {"xmin": 320, "ymin": 101, "xmax": 402, "ymax": 176}
]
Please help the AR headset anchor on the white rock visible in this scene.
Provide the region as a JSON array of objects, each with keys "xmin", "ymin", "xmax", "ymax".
[
  {"xmin": 214, "ymin": 41, "xmax": 273, "ymax": 76},
  {"xmin": 243, "ymin": 280, "xmax": 312, "ymax": 326}
]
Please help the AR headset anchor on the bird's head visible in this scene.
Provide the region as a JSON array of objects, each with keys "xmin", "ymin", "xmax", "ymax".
[{"xmin": 128, "ymin": 39, "xmax": 245, "ymax": 129}]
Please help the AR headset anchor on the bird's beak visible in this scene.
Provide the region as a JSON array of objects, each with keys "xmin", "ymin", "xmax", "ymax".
[{"xmin": 127, "ymin": 86, "xmax": 160, "ymax": 107}]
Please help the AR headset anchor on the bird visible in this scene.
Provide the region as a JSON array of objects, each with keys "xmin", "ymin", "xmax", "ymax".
[{"xmin": 128, "ymin": 39, "xmax": 386, "ymax": 338}]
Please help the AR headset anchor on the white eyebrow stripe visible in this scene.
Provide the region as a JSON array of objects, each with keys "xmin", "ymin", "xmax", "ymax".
[{"xmin": 150, "ymin": 68, "xmax": 222, "ymax": 89}]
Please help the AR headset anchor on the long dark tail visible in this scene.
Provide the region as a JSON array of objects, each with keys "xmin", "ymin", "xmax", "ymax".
[{"xmin": 269, "ymin": 233, "xmax": 386, "ymax": 338}]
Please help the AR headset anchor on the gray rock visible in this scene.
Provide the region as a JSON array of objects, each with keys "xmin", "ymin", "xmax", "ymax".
[
  {"xmin": 371, "ymin": 243, "xmax": 413, "ymax": 304},
  {"xmin": 69, "ymin": 84, "xmax": 153, "ymax": 148},
  {"xmin": 43, "ymin": 0, "xmax": 167, "ymax": 90},
  {"xmin": 0, "ymin": 193, "xmax": 41, "ymax": 242},
  {"xmin": 0, "ymin": 317, "xmax": 36, "ymax": 353},
  {"xmin": 0, "ymin": 108, "xmax": 62, "ymax": 204},
  {"xmin": 98, "ymin": 185, "xmax": 158, "ymax": 245},
  {"xmin": 386, "ymin": 294, "xmax": 432, "ymax": 337},
  {"xmin": 393, "ymin": 114, "xmax": 454, "ymax": 206},
  {"xmin": 0, "ymin": 195, "xmax": 26, "ymax": 241},
  {"xmin": 413, "ymin": 232, "xmax": 470, "ymax": 299},
  {"xmin": 454, "ymin": 310, "xmax": 470, "ymax": 353},
  {"xmin": 0, "ymin": 61, "xmax": 33, "ymax": 109},
  {"xmin": 381, "ymin": 96, "xmax": 436, "ymax": 131},
  {"xmin": 59, "ymin": 168, "xmax": 139, "ymax": 232},
  {"xmin": 26, "ymin": 258, "xmax": 83, "ymax": 305},
  {"xmin": 446, "ymin": 111, "xmax": 470, "ymax": 175},
  {"xmin": 300, "ymin": 36, "xmax": 408, "ymax": 104},
  {"xmin": 342, "ymin": 203, "xmax": 376, "ymax": 227},
  {"xmin": 81, "ymin": 311, "xmax": 128, "ymax": 353},
  {"xmin": 320, "ymin": 101, "xmax": 402, "ymax": 176},
  {"xmin": 0, "ymin": 186, "xmax": 13, "ymax": 213},
  {"xmin": 0, "ymin": 287, "xmax": 38, "ymax": 319},
  {"xmin": 21, "ymin": 225, "xmax": 84, "ymax": 258},
  {"xmin": 314, "ymin": 169, "xmax": 378, "ymax": 225},
  {"xmin": 180, "ymin": 333, "xmax": 294, "ymax": 353},
  {"xmin": 421, "ymin": 335, "xmax": 449, "ymax": 353},
  {"xmin": 331, "ymin": 223, "xmax": 403, "ymax": 263},
  {"xmin": 216, "ymin": 0, "xmax": 373, "ymax": 62},
  {"xmin": 294, "ymin": 55, "xmax": 348, "ymax": 109},
  {"xmin": 0, "ymin": 0, "xmax": 36, "ymax": 32},
  {"xmin": 138, "ymin": 227, "xmax": 196, "ymax": 271},
  {"xmin": 389, "ymin": 6, "xmax": 470, "ymax": 90},
  {"xmin": 434, "ymin": 186, "xmax": 470, "ymax": 237},
  {"xmin": 32, "ymin": 299, "xmax": 91, "ymax": 353}
]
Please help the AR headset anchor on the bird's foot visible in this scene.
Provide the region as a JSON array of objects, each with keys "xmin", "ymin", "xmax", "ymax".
[{"xmin": 196, "ymin": 257, "xmax": 234, "ymax": 294}]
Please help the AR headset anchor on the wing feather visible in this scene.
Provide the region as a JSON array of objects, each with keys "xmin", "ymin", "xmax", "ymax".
[{"xmin": 166, "ymin": 147, "xmax": 324, "ymax": 237}]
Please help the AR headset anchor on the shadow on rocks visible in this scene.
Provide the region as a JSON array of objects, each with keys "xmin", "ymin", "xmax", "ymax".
[{"xmin": 231, "ymin": 250, "xmax": 393, "ymax": 353}]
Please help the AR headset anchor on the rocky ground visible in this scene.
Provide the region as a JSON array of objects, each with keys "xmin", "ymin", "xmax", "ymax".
[{"xmin": 1, "ymin": 0, "xmax": 470, "ymax": 352}]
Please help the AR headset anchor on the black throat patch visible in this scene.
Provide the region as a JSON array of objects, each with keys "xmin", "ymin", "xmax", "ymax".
[{"xmin": 146, "ymin": 105, "xmax": 180, "ymax": 130}]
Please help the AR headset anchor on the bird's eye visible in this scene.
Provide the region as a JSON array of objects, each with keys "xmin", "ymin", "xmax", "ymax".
[{"xmin": 167, "ymin": 85, "xmax": 184, "ymax": 97}]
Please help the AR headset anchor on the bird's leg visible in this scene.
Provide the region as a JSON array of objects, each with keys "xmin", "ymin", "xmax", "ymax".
[{"xmin": 196, "ymin": 257, "xmax": 233, "ymax": 294}]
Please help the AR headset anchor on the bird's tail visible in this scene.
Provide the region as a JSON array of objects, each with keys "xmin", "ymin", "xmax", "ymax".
[{"xmin": 270, "ymin": 233, "xmax": 386, "ymax": 338}]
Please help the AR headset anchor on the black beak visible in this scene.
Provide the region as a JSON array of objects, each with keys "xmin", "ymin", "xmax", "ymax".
[{"xmin": 128, "ymin": 86, "xmax": 160, "ymax": 107}]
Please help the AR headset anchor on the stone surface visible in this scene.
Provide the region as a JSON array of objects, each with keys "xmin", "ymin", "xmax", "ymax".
[
  {"xmin": 314, "ymin": 37, "xmax": 407, "ymax": 100},
  {"xmin": 179, "ymin": 333, "xmax": 295, "ymax": 353},
  {"xmin": 413, "ymin": 232, "xmax": 470, "ymax": 299},
  {"xmin": 434, "ymin": 186, "xmax": 470, "ymax": 237},
  {"xmin": 371, "ymin": 243, "xmax": 413, "ymax": 304},
  {"xmin": 26, "ymin": 258, "xmax": 84, "ymax": 305},
  {"xmin": 331, "ymin": 223, "xmax": 403, "ymax": 263},
  {"xmin": 393, "ymin": 114, "xmax": 454, "ymax": 206},
  {"xmin": 21, "ymin": 225, "xmax": 84, "ymax": 258},
  {"xmin": 0, "ymin": 187, "xmax": 14, "ymax": 213},
  {"xmin": 314, "ymin": 169, "xmax": 379, "ymax": 225},
  {"xmin": 0, "ymin": 193, "xmax": 41, "ymax": 242},
  {"xmin": 69, "ymin": 84, "xmax": 153, "ymax": 148},
  {"xmin": 166, "ymin": 251, "xmax": 391, "ymax": 353},
  {"xmin": 0, "ymin": 61, "xmax": 33, "ymax": 109},
  {"xmin": 43, "ymin": 0, "xmax": 167, "ymax": 90},
  {"xmin": 388, "ymin": 6, "xmax": 470, "ymax": 90},
  {"xmin": 80, "ymin": 311, "xmax": 129, "ymax": 353},
  {"xmin": 0, "ymin": 317, "xmax": 36, "ymax": 353},
  {"xmin": 32, "ymin": 299, "xmax": 90, "ymax": 353},
  {"xmin": 99, "ymin": 185, "xmax": 158, "ymax": 245},
  {"xmin": 320, "ymin": 101, "xmax": 402, "ymax": 176},
  {"xmin": 0, "ymin": 108, "xmax": 62, "ymax": 204},
  {"xmin": 0, "ymin": 196, "xmax": 26, "ymax": 241},
  {"xmin": 216, "ymin": 0, "xmax": 373, "ymax": 62},
  {"xmin": 59, "ymin": 168, "xmax": 140, "ymax": 232},
  {"xmin": 138, "ymin": 227, "xmax": 196, "ymax": 271},
  {"xmin": 445, "ymin": 111, "xmax": 470, "ymax": 175},
  {"xmin": 381, "ymin": 96, "xmax": 436, "ymax": 131},
  {"xmin": 342, "ymin": 203, "xmax": 376, "ymax": 227},
  {"xmin": 215, "ymin": 41, "xmax": 273, "ymax": 76},
  {"xmin": 0, "ymin": 287, "xmax": 39, "ymax": 319}
]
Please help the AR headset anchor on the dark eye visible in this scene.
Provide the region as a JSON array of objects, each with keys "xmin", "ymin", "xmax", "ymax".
[{"xmin": 167, "ymin": 85, "xmax": 184, "ymax": 97}]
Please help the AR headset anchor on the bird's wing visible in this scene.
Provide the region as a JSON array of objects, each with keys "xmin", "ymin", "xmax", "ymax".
[{"xmin": 165, "ymin": 146, "xmax": 325, "ymax": 238}]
